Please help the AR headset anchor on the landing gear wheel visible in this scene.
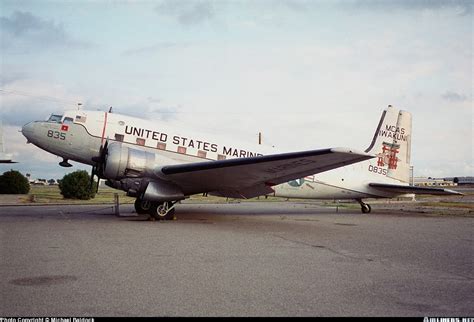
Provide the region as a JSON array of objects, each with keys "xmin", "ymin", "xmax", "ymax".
[
  {"xmin": 134, "ymin": 198, "xmax": 152, "ymax": 214},
  {"xmin": 356, "ymin": 199, "xmax": 372, "ymax": 214},
  {"xmin": 361, "ymin": 204, "xmax": 371, "ymax": 213},
  {"xmin": 149, "ymin": 201, "xmax": 176, "ymax": 220}
]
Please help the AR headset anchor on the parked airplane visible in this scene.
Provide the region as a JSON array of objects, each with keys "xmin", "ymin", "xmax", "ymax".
[
  {"xmin": 21, "ymin": 105, "xmax": 460, "ymax": 218},
  {"xmin": 0, "ymin": 120, "xmax": 16, "ymax": 163}
]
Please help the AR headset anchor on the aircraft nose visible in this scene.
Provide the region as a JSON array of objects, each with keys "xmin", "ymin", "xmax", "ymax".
[{"xmin": 22, "ymin": 122, "xmax": 34, "ymax": 142}]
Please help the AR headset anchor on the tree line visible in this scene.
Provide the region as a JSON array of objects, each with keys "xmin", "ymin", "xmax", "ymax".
[{"xmin": 0, "ymin": 170, "xmax": 96, "ymax": 200}]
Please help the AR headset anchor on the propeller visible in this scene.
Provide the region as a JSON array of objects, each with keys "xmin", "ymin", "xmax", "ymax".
[{"xmin": 90, "ymin": 139, "xmax": 109, "ymax": 192}]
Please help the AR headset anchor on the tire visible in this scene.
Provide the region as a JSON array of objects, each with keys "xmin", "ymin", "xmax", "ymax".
[
  {"xmin": 149, "ymin": 202, "xmax": 175, "ymax": 220},
  {"xmin": 134, "ymin": 198, "xmax": 152, "ymax": 214},
  {"xmin": 361, "ymin": 204, "xmax": 371, "ymax": 213}
]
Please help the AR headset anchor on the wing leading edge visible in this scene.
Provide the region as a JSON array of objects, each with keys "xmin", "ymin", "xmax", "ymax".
[
  {"xmin": 160, "ymin": 147, "xmax": 373, "ymax": 198},
  {"xmin": 369, "ymin": 183, "xmax": 463, "ymax": 196}
]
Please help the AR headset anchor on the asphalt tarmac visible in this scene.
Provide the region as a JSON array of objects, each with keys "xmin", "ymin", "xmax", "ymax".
[{"xmin": 0, "ymin": 202, "xmax": 472, "ymax": 316}]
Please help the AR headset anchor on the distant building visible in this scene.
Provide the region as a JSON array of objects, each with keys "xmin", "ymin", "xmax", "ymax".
[
  {"xmin": 24, "ymin": 173, "xmax": 60, "ymax": 185},
  {"xmin": 32, "ymin": 179, "xmax": 47, "ymax": 185},
  {"xmin": 414, "ymin": 177, "xmax": 457, "ymax": 187},
  {"xmin": 48, "ymin": 179, "xmax": 59, "ymax": 185},
  {"xmin": 445, "ymin": 177, "xmax": 474, "ymax": 186}
]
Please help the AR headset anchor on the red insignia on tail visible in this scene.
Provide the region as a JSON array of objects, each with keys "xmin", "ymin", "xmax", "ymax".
[{"xmin": 376, "ymin": 142, "xmax": 400, "ymax": 170}]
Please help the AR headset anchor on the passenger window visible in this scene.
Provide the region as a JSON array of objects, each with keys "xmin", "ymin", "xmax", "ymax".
[{"xmin": 136, "ymin": 138, "xmax": 145, "ymax": 146}]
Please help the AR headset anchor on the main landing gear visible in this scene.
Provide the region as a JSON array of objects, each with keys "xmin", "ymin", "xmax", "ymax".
[
  {"xmin": 356, "ymin": 199, "xmax": 372, "ymax": 214},
  {"xmin": 134, "ymin": 197, "xmax": 176, "ymax": 221},
  {"xmin": 134, "ymin": 198, "xmax": 152, "ymax": 214}
]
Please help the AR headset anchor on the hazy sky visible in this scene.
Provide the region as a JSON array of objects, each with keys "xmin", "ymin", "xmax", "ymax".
[{"xmin": 0, "ymin": 0, "xmax": 472, "ymax": 180}]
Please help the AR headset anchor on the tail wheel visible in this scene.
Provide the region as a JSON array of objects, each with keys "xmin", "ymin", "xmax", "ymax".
[
  {"xmin": 361, "ymin": 204, "xmax": 371, "ymax": 213},
  {"xmin": 356, "ymin": 199, "xmax": 372, "ymax": 214},
  {"xmin": 149, "ymin": 201, "xmax": 175, "ymax": 220},
  {"xmin": 134, "ymin": 198, "xmax": 152, "ymax": 214}
]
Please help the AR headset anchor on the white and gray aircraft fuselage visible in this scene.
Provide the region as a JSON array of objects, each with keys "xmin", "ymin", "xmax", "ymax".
[{"xmin": 21, "ymin": 106, "xmax": 460, "ymax": 218}]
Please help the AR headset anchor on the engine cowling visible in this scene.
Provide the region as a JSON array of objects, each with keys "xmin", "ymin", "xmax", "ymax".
[
  {"xmin": 102, "ymin": 143, "xmax": 185, "ymax": 201},
  {"xmin": 103, "ymin": 143, "xmax": 173, "ymax": 180}
]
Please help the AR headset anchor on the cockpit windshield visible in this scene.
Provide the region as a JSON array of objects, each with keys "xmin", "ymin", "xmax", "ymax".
[{"xmin": 47, "ymin": 114, "xmax": 63, "ymax": 123}]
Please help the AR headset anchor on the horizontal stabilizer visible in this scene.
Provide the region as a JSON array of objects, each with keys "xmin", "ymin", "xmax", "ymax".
[{"xmin": 369, "ymin": 183, "xmax": 463, "ymax": 195}]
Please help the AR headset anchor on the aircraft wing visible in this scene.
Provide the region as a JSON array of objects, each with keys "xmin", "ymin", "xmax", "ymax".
[
  {"xmin": 160, "ymin": 147, "xmax": 373, "ymax": 198},
  {"xmin": 369, "ymin": 183, "xmax": 463, "ymax": 195}
]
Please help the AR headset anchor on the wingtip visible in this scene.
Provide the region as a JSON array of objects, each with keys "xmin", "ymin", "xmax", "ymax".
[{"xmin": 447, "ymin": 189, "xmax": 464, "ymax": 196}]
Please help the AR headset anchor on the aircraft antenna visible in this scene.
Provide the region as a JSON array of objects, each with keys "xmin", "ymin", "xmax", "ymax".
[
  {"xmin": 77, "ymin": 102, "xmax": 82, "ymax": 110},
  {"xmin": 258, "ymin": 132, "xmax": 262, "ymax": 145}
]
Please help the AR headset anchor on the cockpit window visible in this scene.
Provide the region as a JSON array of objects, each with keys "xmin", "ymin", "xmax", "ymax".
[
  {"xmin": 63, "ymin": 117, "xmax": 74, "ymax": 124},
  {"xmin": 47, "ymin": 114, "xmax": 63, "ymax": 123}
]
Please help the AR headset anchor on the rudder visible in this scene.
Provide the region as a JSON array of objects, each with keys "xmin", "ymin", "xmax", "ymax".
[{"xmin": 365, "ymin": 106, "xmax": 412, "ymax": 183}]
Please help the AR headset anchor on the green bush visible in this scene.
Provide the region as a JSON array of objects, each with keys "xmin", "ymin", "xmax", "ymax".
[
  {"xmin": 0, "ymin": 170, "xmax": 30, "ymax": 194},
  {"xmin": 59, "ymin": 170, "xmax": 96, "ymax": 200}
]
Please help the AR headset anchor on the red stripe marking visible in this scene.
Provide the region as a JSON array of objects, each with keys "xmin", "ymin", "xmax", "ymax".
[{"xmin": 101, "ymin": 112, "xmax": 108, "ymax": 145}]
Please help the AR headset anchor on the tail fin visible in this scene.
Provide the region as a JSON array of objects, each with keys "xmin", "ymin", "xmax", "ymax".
[{"xmin": 365, "ymin": 106, "xmax": 412, "ymax": 183}]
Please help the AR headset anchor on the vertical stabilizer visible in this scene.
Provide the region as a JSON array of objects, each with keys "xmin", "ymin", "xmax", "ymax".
[{"xmin": 365, "ymin": 106, "xmax": 412, "ymax": 183}]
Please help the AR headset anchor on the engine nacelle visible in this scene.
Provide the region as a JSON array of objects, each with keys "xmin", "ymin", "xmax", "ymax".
[
  {"xmin": 103, "ymin": 143, "xmax": 175, "ymax": 180},
  {"xmin": 102, "ymin": 143, "xmax": 185, "ymax": 201},
  {"xmin": 105, "ymin": 178, "xmax": 149, "ymax": 197},
  {"xmin": 143, "ymin": 180, "xmax": 185, "ymax": 202}
]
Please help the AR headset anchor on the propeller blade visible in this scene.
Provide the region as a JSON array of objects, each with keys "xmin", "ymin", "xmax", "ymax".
[{"xmin": 101, "ymin": 138, "xmax": 109, "ymax": 174}]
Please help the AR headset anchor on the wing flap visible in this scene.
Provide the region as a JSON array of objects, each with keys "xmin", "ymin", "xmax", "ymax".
[{"xmin": 369, "ymin": 183, "xmax": 463, "ymax": 195}]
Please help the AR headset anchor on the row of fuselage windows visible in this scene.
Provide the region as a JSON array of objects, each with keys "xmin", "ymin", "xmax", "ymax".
[
  {"xmin": 114, "ymin": 133, "xmax": 227, "ymax": 160},
  {"xmin": 46, "ymin": 116, "xmax": 227, "ymax": 160}
]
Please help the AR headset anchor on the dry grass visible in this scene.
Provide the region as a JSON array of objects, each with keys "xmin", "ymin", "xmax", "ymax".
[
  {"xmin": 417, "ymin": 202, "xmax": 474, "ymax": 209},
  {"xmin": 15, "ymin": 185, "xmax": 474, "ymax": 215},
  {"xmin": 24, "ymin": 185, "xmax": 134, "ymax": 204}
]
